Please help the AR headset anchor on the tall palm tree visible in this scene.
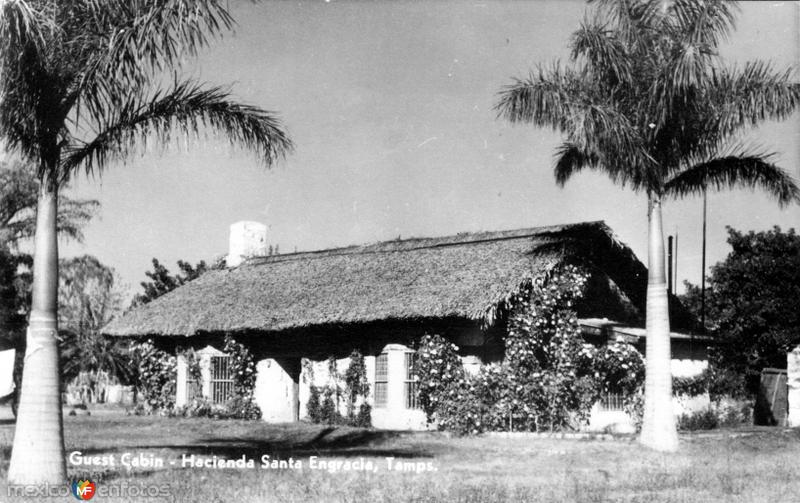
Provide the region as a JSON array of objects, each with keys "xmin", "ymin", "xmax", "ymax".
[
  {"xmin": 0, "ymin": 0, "xmax": 292, "ymax": 483},
  {"xmin": 496, "ymin": 0, "xmax": 799, "ymax": 451}
]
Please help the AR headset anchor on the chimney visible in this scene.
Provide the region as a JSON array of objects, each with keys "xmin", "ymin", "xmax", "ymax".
[{"xmin": 228, "ymin": 221, "xmax": 268, "ymax": 267}]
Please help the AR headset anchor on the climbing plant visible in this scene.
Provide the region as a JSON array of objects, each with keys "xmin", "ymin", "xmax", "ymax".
[
  {"xmin": 307, "ymin": 351, "xmax": 371, "ymax": 427},
  {"xmin": 415, "ymin": 266, "xmax": 645, "ymax": 435}
]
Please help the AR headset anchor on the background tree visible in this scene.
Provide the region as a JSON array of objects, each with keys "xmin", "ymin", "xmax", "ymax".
[
  {"xmin": 58, "ymin": 255, "xmax": 131, "ymax": 398},
  {"xmin": 1, "ymin": 0, "xmax": 292, "ymax": 484},
  {"xmin": 132, "ymin": 258, "xmax": 208, "ymax": 307},
  {"xmin": 0, "ymin": 159, "xmax": 99, "ymax": 343},
  {"xmin": 496, "ymin": 0, "xmax": 799, "ymax": 450},
  {"xmin": 682, "ymin": 226, "xmax": 800, "ymax": 393},
  {"xmin": 1, "ymin": 159, "xmax": 98, "ymax": 249},
  {"xmin": 0, "ymin": 159, "xmax": 98, "ymax": 415}
]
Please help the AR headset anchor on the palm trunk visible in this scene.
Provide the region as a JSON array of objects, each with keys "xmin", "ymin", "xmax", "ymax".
[
  {"xmin": 7, "ymin": 178, "xmax": 66, "ymax": 484},
  {"xmin": 639, "ymin": 195, "xmax": 678, "ymax": 451}
]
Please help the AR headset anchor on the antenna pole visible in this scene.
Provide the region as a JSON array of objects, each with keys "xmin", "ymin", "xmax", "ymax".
[{"xmin": 701, "ymin": 189, "xmax": 707, "ymax": 334}]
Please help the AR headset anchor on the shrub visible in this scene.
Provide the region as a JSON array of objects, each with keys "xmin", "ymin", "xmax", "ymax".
[
  {"xmin": 320, "ymin": 386, "xmax": 340, "ymax": 425},
  {"xmin": 132, "ymin": 340, "xmax": 177, "ymax": 413},
  {"xmin": 354, "ymin": 402, "xmax": 372, "ymax": 428},
  {"xmin": 343, "ymin": 350, "xmax": 371, "ymax": 426},
  {"xmin": 173, "ymin": 398, "xmax": 215, "ymax": 418},
  {"xmin": 678, "ymin": 408, "xmax": 719, "ymax": 431},
  {"xmin": 414, "ymin": 266, "xmax": 645, "ymax": 435},
  {"xmin": 307, "ymin": 386, "xmax": 322, "ymax": 422},
  {"xmin": 223, "ymin": 336, "xmax": 259, "ymax": 406},
  {"xmin": 223, "ymin": 395, "xmax": 262, "ymax": 420},
  {"xmin": 673, "ymin": 374, "xmax": 707, "ymax": 397},
  {"xmin": 673, "ymin": 366, "xmax": 749, "ymax": 401},
  {"xmin": 414, "ymin": 334, "xmax": 466, "ymax": 421},
  {"xmin": 715, "ymin": 399, "xmax": 753, "ymax": 427}
]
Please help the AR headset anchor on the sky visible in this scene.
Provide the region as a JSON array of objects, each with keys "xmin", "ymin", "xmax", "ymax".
[{"xmin": 60, "ymin": 0, "xmax": 800, "ymax": 300}]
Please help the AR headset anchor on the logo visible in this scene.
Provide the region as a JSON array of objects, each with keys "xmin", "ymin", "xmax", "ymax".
[{"xmin": 71, "ymin": 480, "xmax": 96, "ymax": 500}]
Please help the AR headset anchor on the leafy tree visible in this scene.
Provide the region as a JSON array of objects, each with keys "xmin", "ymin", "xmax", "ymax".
[
  {"xmin": 497, "ymin": 0, "xmax": 799, "ymax": 451},
  {"xmin": 58, "ymin": 255, "xmax": 131, "ymax": 392},
  {"xmin": 1, "ymin": 1, "xmax": 292, "ymax": 483},
  {"xmin": 682, "ymin": 227, "xmax": 800, "ymax": 392},
  {"xmin": 0, "ymin": 248, "xmax": 24, "ymax": 351},
  {"xmin": 132, "ymin": 258, "xmax": 208, "ymax": 306}
]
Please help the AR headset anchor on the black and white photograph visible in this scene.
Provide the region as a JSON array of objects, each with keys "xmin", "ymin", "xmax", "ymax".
[{"xmin": 0, "ymin": 0, "xmax": 799, "ymax": 501}]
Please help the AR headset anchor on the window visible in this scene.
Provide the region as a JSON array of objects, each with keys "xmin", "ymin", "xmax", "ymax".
[
  {"xmin": 404, "ymin": 352, "xmax": 419, "ymax": 409},
  {"xmin": 210, "ymin": 356, "xmax": 234, "ymax": 404},
  {"xmin": 374, "ymin": 353, "xmax": 388, "ymax": 408},
  {"xmin": 598, "ymin": 392, "xmax": 624, "ymax": 412}
]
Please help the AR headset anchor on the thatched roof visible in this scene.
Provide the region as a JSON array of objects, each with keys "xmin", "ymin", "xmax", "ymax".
[{"xmin": 104, "ymin": 221, "xmax": 681, "ymax": 338}]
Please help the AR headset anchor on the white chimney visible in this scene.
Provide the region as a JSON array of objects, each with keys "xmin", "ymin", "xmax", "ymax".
[{"xmin": 228, "ymin": 221, "xmax": 268, "ymax": 267}]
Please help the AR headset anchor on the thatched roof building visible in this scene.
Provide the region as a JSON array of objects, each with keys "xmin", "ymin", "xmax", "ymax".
[
  {"xmin": 105, "ymin": 220, "xmax": 705, "ymax": 428},
  {"xmin": 104, "ymin": 221, "xmax": 694, "ymax": 354}
]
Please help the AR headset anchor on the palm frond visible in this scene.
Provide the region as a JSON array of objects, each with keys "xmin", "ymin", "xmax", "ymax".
[
  {"xmin": 588, "ymin": 0, "xmax": 639, "ymax": 44},
  {"xmin": 554, "ymin": 139, "xmax": 655, "ymax": 192},
  {"xmin": 0, "ymin": 0, "xmax": 54, "ymax": 60},
  {"xmin": 0, "ymin": 158, "xmax": 98, "ymax": 245},
  {"xmin": 61, "ymin": 80, "xmax": 293, "ymax": 180},
  {"xmin": 75, "ymin": 0, "xmax": 236, "ymax": 126},
  {"xmin": 554, "ymin": 142, "xmax": 599, "ymax": 187},
  {"xmin": 570, "ymin": 20, "xmax": 631, "ymax": 84},
  {"xmin": 664, "ymin": 154, "xmax": 800, "ymax": 207},
  {"xmin": 5, "ymin": 197, "xmax": 99, "ymax": 244},
  {"xmin": 494, "ymin": 63, "xmax": 581, "ymax": 128},
  {"xmin": 708, "ymin": 61, "xmax": 800, "ymax": 137},
  {"xmin": 497, "ymin": 61, "xmax": 656, "ymax": 192},
  {"xmin": 0, "ymin": 1, "xmax": 59, "ymax": 162},
  {"xmin": 669, "ymin": 0, "xmax": 737, "ymax": 50}
]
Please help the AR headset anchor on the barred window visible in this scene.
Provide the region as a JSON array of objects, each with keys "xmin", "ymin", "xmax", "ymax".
[
  {"xmin": 404, "ymin": 352, "xmax": 419, "ymax": 409},
  {"xmin": 598, "ymin": 392, "xmax": 624, "ymax": 412},
  {"xmin": 210, "ymin": 356, "xmax": 234, "ymax": 404},
  {"xmin": 374, "ymin": 353, "xmax": 388, "ymax": 408}
]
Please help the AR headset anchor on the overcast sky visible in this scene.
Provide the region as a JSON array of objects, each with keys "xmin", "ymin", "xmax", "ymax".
[{"xmin": 61, "ymin": 0, "xmax": 800, "ymax": 299}]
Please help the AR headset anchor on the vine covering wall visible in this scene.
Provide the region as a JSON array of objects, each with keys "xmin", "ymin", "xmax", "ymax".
[
  {"xmin": 414, "ymin": 266, "xmax": 646, "ymax": 435},
  {"xmin": 306, "ymin": 351, "xmax": 371, "ymax": 427},
  {"xmin": 133, "ymin": 335, "xmax": 261, "ymax": 419}
]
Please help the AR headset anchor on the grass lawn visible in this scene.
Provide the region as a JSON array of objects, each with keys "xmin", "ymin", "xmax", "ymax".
[{"xmin": 1, "ymin": 412, "xmax": 800, "ymax": 502}]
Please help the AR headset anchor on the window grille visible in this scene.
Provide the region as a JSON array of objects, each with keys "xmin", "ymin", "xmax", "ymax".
[
  {"xmin": 599, "ymin": 393, "xmax": 625, "ymax": 412},
  {"xmin": 210, "ymin": 356, "xmax": 234, "ymax": 404},
  {"xmin": 404, "ymin": 352, "xmax": 419, "ymax": 409},
  {"xmin": 374, "ymin": 353, "xmax": 388, "ymax": 408}
]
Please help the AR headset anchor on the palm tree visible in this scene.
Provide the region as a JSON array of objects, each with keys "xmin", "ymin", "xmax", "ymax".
[
  {"xmin": 496, "ymin": 0, "xmax": 799, "ymax": 451},
  {"xmin": 0, "ymin": 1, "xmax": 292, "ymax": 483}
]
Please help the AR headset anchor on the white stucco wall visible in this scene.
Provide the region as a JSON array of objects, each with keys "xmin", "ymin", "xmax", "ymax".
[
  {"xmin": 297, "ymin": 345, "xmax": 430, "ymax": 430},
  {"xmin": 787, "ymin": 346, "xmax": 800, "ymax": 427},
  {"xmin": 671, "ymin": 358, "xmax": 708, "ymax": 378},
  {"xmin": 299, "ymin": 355, "xmax": 354, "ymax": 418},
  {"xmin": 175, "ymin": 354, "xmax": 188, "ymax": 407},
  {"xmin": 254, "ymin": 358, "xmax": 298, "ymax": 423}
]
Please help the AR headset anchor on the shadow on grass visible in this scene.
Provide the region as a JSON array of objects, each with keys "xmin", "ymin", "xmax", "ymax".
[{"xmin": 76, "ymin": 425, "xmax": 442, "ymax": 465}]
